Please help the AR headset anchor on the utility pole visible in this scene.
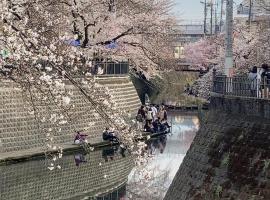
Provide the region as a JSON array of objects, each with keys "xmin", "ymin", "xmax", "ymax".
[
  {"xmin": 248, "ymin": 0, "xmax": 253, "ymax": 26},
  {"xmin": 201, "ymin": 0, "xmax": 208, "ymax": 35},
  {"xmin": 204, "ymin": 0, "xmax": 207, "ymax": 34},
  {"xmin": 210, "ymin": 0, "xmax": 213, "ymax": 35},
  {"xmin": 215, "ymin": 0, "xmax": 218, "ymax": 34},
  {"xmin": 220, "ymin": 0, "xmax": 224, "ymax": 32},
  {"xmin": 225, "ymin": 0, "xmax": 234, "ymax": 76}
]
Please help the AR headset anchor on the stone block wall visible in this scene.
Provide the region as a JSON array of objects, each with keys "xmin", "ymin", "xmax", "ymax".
[
  {"xmin": 0, "ymin": 76, "xmax": 141, "ymax": 153},
  {"xmin": 165, "ymin": 95, "xmax": 270, "ymax": 200},
  {"xmin": 0, "ymin": 148, "xmax": 133, "ymax": 200}
]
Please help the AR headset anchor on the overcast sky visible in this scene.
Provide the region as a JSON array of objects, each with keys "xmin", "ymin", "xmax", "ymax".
[{"xmin": 172, "ymin": 0, "xmax": 243, "ymax": 22}]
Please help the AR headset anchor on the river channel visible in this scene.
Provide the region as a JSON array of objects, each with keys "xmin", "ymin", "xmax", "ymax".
[{"xmin": 0, "ymin": 112, "xmax": 199, "ymax": 200}]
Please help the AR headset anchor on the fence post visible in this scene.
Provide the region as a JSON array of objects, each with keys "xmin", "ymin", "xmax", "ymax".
[
  {"xmin": 127, "ymin": 61, "xmax": 129, "ymax": 73},
  {"xmin": 212, "ymin": 68, "xmax": 217, "ymax": 93},
  {"xmin": 120, "ymin": 62, "xmax": 122, "ymax": 74},
  {"xmin": 263, "ymin": 77, "xmax": 268, "ymax": 99}
]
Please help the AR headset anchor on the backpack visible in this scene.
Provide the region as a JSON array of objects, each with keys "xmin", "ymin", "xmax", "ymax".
[
  {"xmin": 146, "ymin": 111, "xmax": 153, "ymax": 120},
  {"xmin": 265, "ymin": 72, "xmax": 270, "ymax": 84}
]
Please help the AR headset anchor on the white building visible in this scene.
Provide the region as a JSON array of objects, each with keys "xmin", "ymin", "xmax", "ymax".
[{"xmin": 173, "ymin": 21, "xmax": 205, "ymax": 62}]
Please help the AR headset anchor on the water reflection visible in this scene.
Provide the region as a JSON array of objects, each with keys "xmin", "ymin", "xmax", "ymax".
[
  {"xmin": 102, "ymin": 146, "xmax": 126, "ymax": 162},
  {"xmin": 0, "ymin": 147, "xmax": 132, "ymax": 200},
  {"xmin": 146, "ymin": 135, "xmax": 167, "ymax": 155},
  {"xmin": 94, "ymin": 185, "xmax": 126, "ymax": 200},
  {"xmin": 74, "ymin": 152, "xmax": 87, "ymax": 166},
  {"xmin": 127, "ymin": 112, "xmax": 199, "ymax": 199}
]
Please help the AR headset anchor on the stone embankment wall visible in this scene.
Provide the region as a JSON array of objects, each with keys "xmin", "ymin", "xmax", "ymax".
[
  {"xmin": 165, "ymin": 94, "xmax": 270, "ymax": 200},
  {"xmin": 0, "ymin": 148, "xmax": 133, "ymax": 199},
  {"xmin": 0, "ymin": 76, "xmax": 141, "ymax": 153}
]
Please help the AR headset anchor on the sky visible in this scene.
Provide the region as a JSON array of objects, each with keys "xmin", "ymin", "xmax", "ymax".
[{"xmin": 172, "ymin": 0, "xmax": 243, "ymax": 22}]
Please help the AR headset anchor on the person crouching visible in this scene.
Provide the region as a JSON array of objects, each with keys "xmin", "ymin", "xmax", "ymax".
[{"xmin": 103, "ymin": 127, "xmax": 119, "ymax": 143}]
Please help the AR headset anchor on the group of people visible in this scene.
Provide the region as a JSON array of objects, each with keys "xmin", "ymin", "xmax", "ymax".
[
  {"xmin": 74, "ymin": 127, "xmax": 119, "ymax": 145},
  {"xmin": 248, "ymin": 63, "xmax": 270, "ymax": 98},
  {"xmin": 136, "ymin": 104, "xmax": 170, "ymax": 134},
  {"xmin": 73, "ymin": 104, "xmax": 170, "ymax": 146}
]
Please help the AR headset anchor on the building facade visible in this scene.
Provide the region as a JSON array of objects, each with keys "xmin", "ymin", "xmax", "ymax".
[{"xmin": 172, "ymin": 21, "xmax": 205, "ymax": 69}]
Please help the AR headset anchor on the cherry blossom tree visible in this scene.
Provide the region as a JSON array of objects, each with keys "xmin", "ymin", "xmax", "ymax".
[
  {"xmin": 0, "ymin": 0, "xmax": 176, "ymax": 168},
  {"xmin": 186, "ymin": 20, "xmax": 270, "ymax": 99},
  {"xmin": 183, "ymin": 35, "xmax": 223, "ymax": 70}
]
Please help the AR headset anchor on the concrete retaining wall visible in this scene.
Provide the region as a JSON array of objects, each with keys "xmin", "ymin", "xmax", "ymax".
[
  {"xmin": 0, "ymin": 76, "xmax": 141, "ymax": 154},
  {"xmin": 165, "ymin": 95, "xmax": 270, "ymax": 200},
  {"xmin": 0, "ymin": 148, "xmax": 133, "ymax": 200}
]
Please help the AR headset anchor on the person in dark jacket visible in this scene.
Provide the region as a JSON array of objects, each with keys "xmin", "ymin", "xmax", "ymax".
[
  {"xmin": 248, "ymin": 66, "xmax": 258, "ymax": 97},
  {"xmin": 102, "ymin": 127, "xmax": 119, "ymax": 142},
  {"xmin": 144, "ymin": 121, "xmax": 155, "ymax": 133},
  {"xmin": 137, "ymin": 105, "xmax": 146, "ymax": 118},
  {"xmin": 261, "ymin": 64, "xmax": 270, "ymax": 98}
]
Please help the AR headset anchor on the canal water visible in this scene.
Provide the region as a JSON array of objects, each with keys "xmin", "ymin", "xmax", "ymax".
[
  {"xmin": 0, "ymin": 112, "xmax": 199, "ymax": 200},
  {"xmin": 126, "ymin": 112, "xmax": 199, "ymax": 199}
]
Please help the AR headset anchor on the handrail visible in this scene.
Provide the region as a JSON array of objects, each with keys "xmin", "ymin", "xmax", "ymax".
[
  {"xmin": 213, "ymin": 75, "xmax": 270, "ymax": 99},
  {"xmin": 92, "ymin": 62, "xmax": 129, "ymax": 75}
]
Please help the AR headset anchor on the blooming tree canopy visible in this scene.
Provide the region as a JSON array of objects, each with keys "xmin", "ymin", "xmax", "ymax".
[
  {"xmin": 184, "ymin": 36, "xmax": 223, "ymax": 69},
  {"xmin": 0, "ymin": 0, "xmax": 176, "ymax": 168},
  {"xmin": 184, "ymin": 21, "xmax": 270, "ymax": 73},
  {"xmin": 0, "ymin": 0, "xmax": 176, "ymax": 73},
  {"xmin": 186, "ymin": 18, "xmax": 270, "ymax": 99}
]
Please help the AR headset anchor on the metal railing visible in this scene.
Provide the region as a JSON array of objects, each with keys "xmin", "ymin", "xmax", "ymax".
[
  {"xmin": 92, "ymin": 62, "xmax": 129, "ymax": 75},
  {"xmin": 213, "ymin": 75, "xmax": 270, "ymax": 99}
]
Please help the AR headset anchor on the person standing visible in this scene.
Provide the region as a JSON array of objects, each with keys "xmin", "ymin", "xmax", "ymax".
[
  {"xmin": 150, "ymin": 104, "xmax": 158, "ymax": 120},
  {"xmin": 158, "ymin": 105, "xmax": 168, "ymax": 123},
  {"xmin": 248, "ymin": 66, "xmax": 258, "ymax": 97},
  {"xmin": 145, "ymin": 107, "xmax": 154, "ymax": 124},
  {"xmin": 136, "ymin": 106, "xmax": 145, "ymax": 130},
  {"xmin": 261, "ymin": 64, "xmax": 270, "ymax": 98}
]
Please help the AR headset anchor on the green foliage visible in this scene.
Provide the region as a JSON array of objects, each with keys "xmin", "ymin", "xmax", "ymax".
[
  {"xmin": 152, "ymin": 71, "xmax": 206, "ymax": 106},
  {"xmin": 215, "ymin": 185, "xmax": 223, "ymax": 199},
  {"xmin": 263, "ymin": 159, "xmax": 270, "ymax": 173},
  {"xmin": 248, "ymin": 195, "xmax": 258, "ymax": 200},
  {"xmin": 221, "ymin": 153, "xmax": 230, "ymax": 166},
  {"xmin": 237, "ymin": 134, "xmax": 244, "ymax": 141}
]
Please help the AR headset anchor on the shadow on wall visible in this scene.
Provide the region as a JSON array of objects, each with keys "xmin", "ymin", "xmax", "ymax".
[{"xmin": 131, "ymin": 71, "xmax": 204, "ymax": 105}]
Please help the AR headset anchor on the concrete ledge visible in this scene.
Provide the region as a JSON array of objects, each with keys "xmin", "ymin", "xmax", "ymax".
[
  {"xmin": 210, "ymin": 92, "xmax": 270, "ymax": 119},
  {"xmin": 0, "ymin": 137, "xmax": 113, "ymax": 164}
]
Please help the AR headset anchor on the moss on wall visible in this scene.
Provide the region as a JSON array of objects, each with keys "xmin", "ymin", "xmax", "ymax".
[{"xmin": 151, "ymin": 71, "xmax": 206, "ymax": 106}]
